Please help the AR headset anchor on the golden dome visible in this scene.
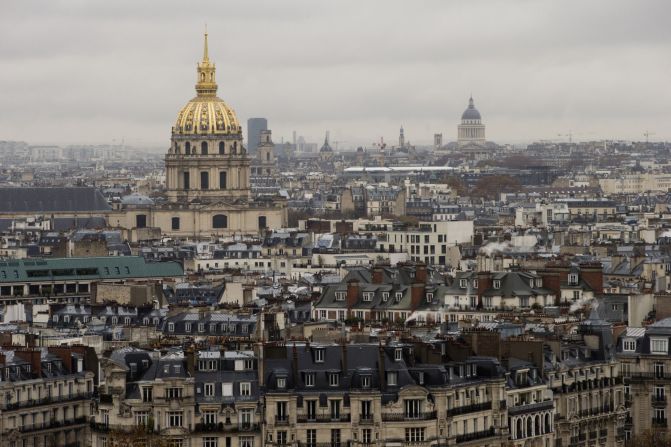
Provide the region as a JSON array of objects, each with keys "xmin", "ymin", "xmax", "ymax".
[{"xmin": 173, "ymin": 32, "xmax": 241, "ymax": 136}]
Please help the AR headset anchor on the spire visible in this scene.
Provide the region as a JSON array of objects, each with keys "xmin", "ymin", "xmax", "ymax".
[
  {"xmin": 203, "ymin": 26, "xmax": 209, "ymax": 62},
  {"xmin": 195, "ymin": 29, "xmax": 217, "ymax": 97},
  {"xmin": 468, "ymin": 96, "xmax": 474, "ymax": 108}
]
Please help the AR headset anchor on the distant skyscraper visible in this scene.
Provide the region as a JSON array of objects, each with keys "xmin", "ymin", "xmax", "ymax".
[
  {"xmin": 398, "ymin": 126, "xmax": 405, "ymax": 148},
  {"xmin": 247, "ymin": 118, "xmax": 268, "ymax": 153}
]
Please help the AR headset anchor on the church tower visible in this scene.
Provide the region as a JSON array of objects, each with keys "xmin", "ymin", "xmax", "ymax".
[{"xmin": 165, "ymin": 31, "xmax": 251, "ymax": 203}]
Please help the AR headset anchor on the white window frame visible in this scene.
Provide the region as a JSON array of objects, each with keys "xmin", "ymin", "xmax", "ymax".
[{"xmin": 652, "ymin": 338, "xmax": 668, "ymax": 354}]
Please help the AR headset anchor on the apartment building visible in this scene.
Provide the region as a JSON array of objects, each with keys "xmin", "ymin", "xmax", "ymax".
[
  {"xmin": 377, "ymin": 221, "xmax": 473, "ymax": 266},
  {"xmin": 92, "ymin": 347, "xmax": 262, "ymax": 447},
  {"xmin": 0, "ymin": 346, "xmax": 95, "ymax": 447},
  {"xmin": 261, "ymin": 342, "xmax": 509, "ymax": 447},
  {"xmin": 618, "ymin": 318, "xmax": 671, "ymax": 440}
]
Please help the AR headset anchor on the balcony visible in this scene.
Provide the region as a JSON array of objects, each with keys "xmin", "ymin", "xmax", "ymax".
[
  {"xmin": 455, "ymin": 427, "xmax": 496, "ymax": 443},
  {"xmin": 577, "ymin": 404, "xmax": 612, "ymax": 418},
  {"xmin": 653, "ymin": 395, "xmax": 668, "ymax": 406},
  {"xmin": 653, "ymin": 418, "xmax": 668, "ymax": 428},
  {"xmin": 19, "ymin": 417, "xmax": 88, "ymax": 433},
  {"xmin": 358, "ymin": 414, "xmax": 374, "ymax": 425},
  {"xmin": 381, "ymin": 411, "xmax": 437, "ymax": 422},
  {"xmin": 447, "ymin": 402, "xmax": 492, "ymax": 417},
  {"xmin": 507, "ymin": 400, "xmax": 554, "ymax": 416},
  {"xmin": 2, "ymin": 392, "xmax": 94, "ymax": 410},
  {"xmin": 275, "ymin": 416, "xmax": 290, "ymax": 426},
  {"xmin": 193, "ymin": 422, "xmax": 260, "ymax": 433},
  {"xmin": 296, "ymin": 414, "xmax": 351, "ymax": 423},
  {"xmin": 90, "ymin": 422, "xmax": 155, "ymax": 434}
]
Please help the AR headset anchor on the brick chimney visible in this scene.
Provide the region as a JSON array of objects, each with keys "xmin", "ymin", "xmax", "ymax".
[
  {"xmin": 15, "ymin": 349, "xmax": 42, "ymax": 378},
  {"xmin": 346, "ymin": 280, "xmax": 360, "ymax": 310},
  {"xmin": 477, "ymin": 272, "xmax": 492, "ymax": 307},
  {"xmin": 292, "ymin": 343, "xmax": 299, "ymax": 386},
  {"xmin": 341, "ymin": 342, "xmax": 348, "ymax": 374},
  {"xmin": 47, "ymin": 345, "xmax": 87, "ymax": 373},
  {"xmin": 416, "ymin": 263, "xmax": 427, "ymax": 283},
  {"xmin": 185, "ymin": 346, "xmax": 196, "ymax": 376},
  {"xmin": 372, "ymin": 267, "xmax": 384, "ymax": 284},
  {"xmin": 411, "ymin": 283, "xmax": 426, "ymax": 311},
  {"xmin": 378, "ymin": 344, "xmax": 386, "ymax": 390},
  {"xmin": 538, "ymin": 270, "xmax": 562, "ymax": 305},
  {"xmin": 580, "ymin": 262, "xmax": 603, "ymax": 294}
]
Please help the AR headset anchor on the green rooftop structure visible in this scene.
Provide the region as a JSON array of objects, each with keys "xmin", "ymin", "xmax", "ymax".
[{"xmin": 0, "ymin": 256, "xmax": 184, "ymax": 304}]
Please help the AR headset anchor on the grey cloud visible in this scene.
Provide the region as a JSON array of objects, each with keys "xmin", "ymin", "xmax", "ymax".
[{"xmin": 0, "ymin": 0, "xmax": 670, "ymax": 147}]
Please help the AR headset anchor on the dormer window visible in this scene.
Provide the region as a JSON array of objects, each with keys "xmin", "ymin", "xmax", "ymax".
[
  {"xmin": 315, "ymin": 348, "xmax": 325, "ymax": 363},
  {"xmin": 623, "ymin": 339, "xmax": 636, "ymax": 352},
  {"xmin": 459, "ymin": 279, "xmax": 467, "ymax": 288},
  {"xmin": 329, "ymin": 373, "xmax": 339, "ymax": 387},
  {"xmin": 382, "ymin": 292, "xmax": 389, "ymax": 302},
  {"xmin": 417, "ymin": 371, "xmax": 425, "ymax": 385},
  {"xmin": 335, "ymin": 292, "xmax": 346, "ymax": 301},
  {"xmin": 305, "ymin": 372, "xmax": 315, "ymax": 387},
  {"xmin": 395, "ymin": 348, "xmax": 403, "ymax": 361},
  {"xmin": 185, "ymin": 323, "xmax": 192, "ymax": 332},
  {"xmin": 395, "ymin": 292, "xmax": 403, "ymax": 301},
  {"xmin": 536, "ymin": 279, "xmax": 543, "ymax": 288},
  {"xmin": 568, "ymin": 273, "xmax": 579, "ymax": 285},
  {"xmin": 168, "ymin": 322, "xmax": 175, "ymax": 332},
  {"xmin": 651, "ymin": 338, "xmax": 668, "ymax": 354},
  {"xmin": 493, "ymin": 280, "xmax": 501, "ymax": 289},
  {"xmin": 426, "ymin": 293, "xmax": 433, "ymax": 302},
  {"xmin": 387, "ymin": 371, "xmax": 398, "ymax": 386},
  {"xmin": 362, "ymin": 292, "xmax": 373, "ymax": 302},
  {"xmin": 473, "ymin": 280, "xmax": 478, "ymax": 288},
  {"xmin": 361, "ymin": 375, "xmax": 371, "ymax": 388},
  {"xmin": 277, "ymin": 377, "xmax": 286, "ymax": 389}
]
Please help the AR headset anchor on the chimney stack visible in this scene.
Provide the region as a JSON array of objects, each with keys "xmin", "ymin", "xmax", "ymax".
[
  {"xmin": 416, "ymin": 263, "xmax": 427, "ymax": 283},
  {"xmin": 378, "ymin": 343, "xmax": 386, "ymax": 391},
  {"xmin": 15, "ymin": 349, "xmax": 42, "ymax": 378},
  {"xmin": 372, "ymin": 267, "xmax": 384, "ymax": 284},
  {"xmin": 292, "ymin": 343, "xmax": 299, "ymax": 386},
  {"xmin": 346, "ymin": 280, "xmax": 360, "ymax": 313}
]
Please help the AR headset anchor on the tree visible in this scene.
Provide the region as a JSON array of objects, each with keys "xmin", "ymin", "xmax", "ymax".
[
  {"xmin": 441, "ymin": 175, "xmax": 467, "ymax": 196},
  {"xmin": 472, "ymin": 175, "xmax": 521, "ymax": 200},
  {"xmin": 629, "ymin": 428, "xmax": 671, "ymax": 446}
]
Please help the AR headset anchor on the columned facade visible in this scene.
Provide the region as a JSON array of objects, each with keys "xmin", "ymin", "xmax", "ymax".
[{"xmin": 457, "ymin": 96, "xmax": 486, "ymax": 147}]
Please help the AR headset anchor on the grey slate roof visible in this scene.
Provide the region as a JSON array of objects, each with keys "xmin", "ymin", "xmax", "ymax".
[{"xmin": 0, "ymin": 187, "xmax": 112, "ymax": 213}]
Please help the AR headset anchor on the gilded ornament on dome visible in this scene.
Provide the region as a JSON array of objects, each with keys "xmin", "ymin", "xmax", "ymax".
[
  {"xmin": 215, "ymin": 110, "xmax": 225, "ymax": 130},
  {"xmin": 199, "ymin": 106, "xmax": 209, "ymax": 131},
  {"xmin": 185, "ymin": 110, "xmax": 194, "ymax": 131}
]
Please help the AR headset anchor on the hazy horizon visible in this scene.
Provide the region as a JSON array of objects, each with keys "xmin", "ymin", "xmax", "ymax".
[{"xmin": 1, "ymin": 0, "xmax": 670, "ymax": 148}]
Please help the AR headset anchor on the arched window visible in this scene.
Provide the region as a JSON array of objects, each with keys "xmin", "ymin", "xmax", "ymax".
[
  {"xmin": 266, "ymin": 152, "xmax": 270, "ymax": 161},
  {"xmin": 185, "ymin": 142, "xmax": 191, "ymax": 155},
  {"xmin": 258, "ymin": 216, "xmax": 267, "ymax": 230},
  {"xmin": 201, "ymin": 141, "xmax": 208, "ymax": 155},
  {"xmin": 232, "ymin": 141, "xmax": 237, "ymax": 154},
  {"xmin": 219, "ymin": 141, "xmax": 225, "ymax": 154},
  {"xmin": 212, "ymin": 214, "xmax": 228, "ymax": 229},
  {"xmin": 171, "ymin": 217, "xmax": 180, "ymax": 230},
  {"xmin": 174, "ymin": 143, "xmax": 180, "ymax": 154}
]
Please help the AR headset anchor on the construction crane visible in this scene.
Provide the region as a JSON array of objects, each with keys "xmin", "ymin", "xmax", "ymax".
[
  {"xmin": 557, "ymin": 131, "xmax": 573, "ymax": 144},
  {"xmin": 644, "ymin": 131, "xmax": 656, "ymax": 144}
]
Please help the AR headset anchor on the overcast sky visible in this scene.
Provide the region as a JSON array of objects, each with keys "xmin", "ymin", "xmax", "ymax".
[{"xmin": 1, "ymin": 0, "xmax": 670, "ymax": 149}]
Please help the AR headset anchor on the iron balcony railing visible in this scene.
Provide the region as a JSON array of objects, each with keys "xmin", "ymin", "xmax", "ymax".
[
  {"xmin": 447, "ymin": 401, "xmax": 492, "ymax": 416},
  {"xmin": 381, "ymin": 411, "xmax": 437, "ymax": 422},
  {"xmin": 455, "ymin": 427, "xmax": 496, "ymax": 443},
  {"xmin": 2, "ymin": 392, "xmax": 94, "ymax": 410}
]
